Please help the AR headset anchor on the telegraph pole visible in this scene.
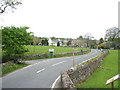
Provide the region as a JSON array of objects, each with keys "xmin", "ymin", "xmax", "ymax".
[{"xmin": 72, "ymin": 44, "xmax": 75, "ymax": 68}]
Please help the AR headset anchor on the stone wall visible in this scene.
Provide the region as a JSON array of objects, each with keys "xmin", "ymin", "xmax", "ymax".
[{"xmin": 61, "ymin": 50, "xmax": 109, "ymax": 88}]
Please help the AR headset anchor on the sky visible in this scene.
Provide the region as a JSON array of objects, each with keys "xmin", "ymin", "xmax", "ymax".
[{"xmin": 0, "ymin": 0, "xmax": 119, "ymax": 40}]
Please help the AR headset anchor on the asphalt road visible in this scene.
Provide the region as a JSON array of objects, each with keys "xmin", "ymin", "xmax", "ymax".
[{"xmin": 2, "ymin": 49, "xmax": 101, "ymax": 88}]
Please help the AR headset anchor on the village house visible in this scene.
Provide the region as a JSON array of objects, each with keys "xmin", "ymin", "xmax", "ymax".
[
  {"xmin": 48, "ymin": 38, "xmax": 62, "ymax": 46},
  {"xmin": 48, "ymin": 38, "xmax": 69, "ymax": 46}
]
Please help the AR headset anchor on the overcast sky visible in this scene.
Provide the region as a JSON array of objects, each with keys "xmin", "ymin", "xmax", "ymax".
[{"xmin": 0, "ymin": 0, "xmax": 119, "ymax": 40}]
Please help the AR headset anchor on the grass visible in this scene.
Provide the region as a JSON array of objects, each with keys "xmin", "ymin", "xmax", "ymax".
[
  {"xmin": 76, "ymin": 50, "xmax": 118, "ymax": 88},
  {"xmin": 24, "ymin": 45, "xmax": 89, "ymax": 55},
  {"xmin": 24, "ymin": 50, "xmax": 91, "ymax": 61},
  {"xmin": 22, "ymin": 45, "xmax": 90, "ymax": 60},
  {"xmin": 1, "ymin": 62, "xmax": 29, "ymax": 76}
]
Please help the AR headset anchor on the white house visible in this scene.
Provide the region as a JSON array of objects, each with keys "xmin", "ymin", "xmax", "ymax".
[{"xmin": 48, "ymin": 38, "xmax": 62, "ymax": 46}]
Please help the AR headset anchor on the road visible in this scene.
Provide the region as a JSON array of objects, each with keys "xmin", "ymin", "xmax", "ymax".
[{"xmin": 2, "ymin": 49, "xmax": 101, "ymax": 88}]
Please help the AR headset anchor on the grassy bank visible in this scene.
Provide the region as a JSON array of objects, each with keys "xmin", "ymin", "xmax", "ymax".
[
  {"xmin": 76, "ymin": 50, "xmax": 118, "ymax": 88},
  {"xmin": 25, "ymin": 45, "xmax": 89, "ymax": 55},
  {"xmin": 23, "ymin": 50, "xmax": 91, "ymax": 61},
  {"xmin": 1, "ymin": 62, "xmax": 29, "ymax": 76},
  {"xmin": 22, "ymin": 45, "xmax": 90, "ymax": 60}
]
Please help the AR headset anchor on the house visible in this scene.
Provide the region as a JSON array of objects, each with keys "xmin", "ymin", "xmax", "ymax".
[{"xmin": 48, "ymin": 38, "xmax": 62, "ymax": 46}]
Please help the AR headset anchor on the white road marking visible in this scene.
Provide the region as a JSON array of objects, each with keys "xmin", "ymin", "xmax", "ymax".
[
  {"xmin": 37, "ymin": 68, "xmax": 45, "ymax": 73},
  {"xmin": 52, "ymin": 61, "xmax": 67, "ymax": 66},
  {"xmin": 51, "ymin": 75, "xmax": 61, "ymax": 89}
]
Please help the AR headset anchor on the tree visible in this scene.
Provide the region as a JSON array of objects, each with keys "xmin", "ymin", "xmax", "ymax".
[
  {"xmin": 89, "ymin": 40, "xmax": 97, "ymax": 48},
  {"xmin": 67, "ymin": 40, "xmax": 71, "ymax": 46},
  {"xmin": 99, "ymin": 38, "xmax": 104, "ymax": 44},
  {"xmin": 32, "ymin": 36, "xmax": 41, "ymax": 45},
  {"xmin": 77, "ymin": 35, "xmax": 83, "ymax": 40},
  {"xmin": 2, "ymin": 26, "xmax": 32, "ymax": 62},
  {"xmin": 0, "ymin": 0, "xmax": 22, "ymax": 14},
  {"xmin": 41, "ymin": 38, "xmax": 48, "ymax": 46},
  {"xmin": 98, "ymin": 44, "xmax": 105, "ymax": 49},
  {"xmin": 105, "ymin": 27, "xmax": 120, "ymax": 49},
  {"xmin": 84, "ymin": 33, "xmax": 94, "ymax": 47},
  {"xmin": 105, "ymin": 27, "xmax": 120, "ymax": 41},
  {"xmin": 57, "ymin": 41, "xmax": 60, "ymax": 46},
  {"xmin": 50, "ymin": 36, "xmax": 56, "ymax": 40}
]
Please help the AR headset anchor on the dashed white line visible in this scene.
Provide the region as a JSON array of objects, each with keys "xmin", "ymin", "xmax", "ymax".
[
  {"xmin": 52, "ymin": 61, "xmax": 67, "ymax": 66},
  {"xmin": 37, "ymin": 68, "xmax": 45, "ymax": 73}
]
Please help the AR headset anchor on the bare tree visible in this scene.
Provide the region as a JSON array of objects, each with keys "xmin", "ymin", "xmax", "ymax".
[
  {"xmin": 84, "ymin": 33, "xmax": 94, "ymax": 47},
  {"xmin": 33, "ymin": 36, "xmax": 41, "ymax": 45},
  {"xmin": 105, "ymin": 27, "xmax": 120, "ymax": 49},
  {"xmin": 105, "ymin": 27, "xmax": 120, "ymax": 41},
  {"xmin": 0, "ymin": 0, "xmax": 22, "ymax": 14}
]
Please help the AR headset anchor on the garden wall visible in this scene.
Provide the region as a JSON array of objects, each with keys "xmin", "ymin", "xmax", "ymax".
[{"xmin": 61, "ymin": 50, "xmax": 109, "ymax": 88}]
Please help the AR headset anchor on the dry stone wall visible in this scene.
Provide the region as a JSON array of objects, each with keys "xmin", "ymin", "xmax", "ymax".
[{"xmin": 61, "ymin": 50, "xmax": 109, "ymax": 88}]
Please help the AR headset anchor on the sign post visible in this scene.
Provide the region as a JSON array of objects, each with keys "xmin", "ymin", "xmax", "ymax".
[
  {"xmin": 106, "ymin": 74, "xmax": 120, "ymax": 90},
  {"xmin": 72, "ymin": 48, "xmax": 75, "ymax": 68},
  {"xmin": 49, "ymin": 49, "xmax": 54, "ymax": 57},
  {"xmin": 72, "ymin": 44, "xmax": 75, "ymax": 68}
]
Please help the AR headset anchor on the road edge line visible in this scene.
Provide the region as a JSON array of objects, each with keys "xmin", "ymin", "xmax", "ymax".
[{"xmin": 51, "ymin": 75, "xmax": 61, "ymax": 89}]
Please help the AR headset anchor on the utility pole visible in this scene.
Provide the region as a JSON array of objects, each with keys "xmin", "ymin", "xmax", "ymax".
[
  {"xmin": 72, "ymin": 44, "xmax": 75, "ymax": 68},
  {"xmin": 32, "ymin": 32, "xmax": 35, "ymax": 53}
]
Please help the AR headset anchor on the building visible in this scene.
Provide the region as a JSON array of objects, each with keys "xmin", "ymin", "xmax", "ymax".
[{"xmin": 48, "ymin": 38, "xmax": 62, "ymax": 46}]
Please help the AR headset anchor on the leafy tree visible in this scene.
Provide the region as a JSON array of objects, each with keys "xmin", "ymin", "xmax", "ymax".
[
  {"xmin": 77, "ymin": 35, "xmax": 83, "ymax": 40},
  {"xmin": 99, "ymin": 38, "xmax": 104, "ymax": 44},
  {"xmin": 67, "ymin": 40, "xmax": 72, "ymax": 46},
  {"xmin": 50, "ymin": 36, "xmax": 56, "ymax": 40},
  {"xmin": 0, "ymin": 0, "xmax": 22, "ymax": 14},
  {"xmin": 98, "ymin": 44, "xmax": 105, "ymax": 49},
  {"xmin": 57, "ymin": 41, "xmax": 60, "ymax": 46},
  {"xmin": 2, "ymin": 26, "xmax": 32, "ymax": 62},
  {"xmin": 41, "ymin": 39, "xmax": 48, "ymax": 46}
]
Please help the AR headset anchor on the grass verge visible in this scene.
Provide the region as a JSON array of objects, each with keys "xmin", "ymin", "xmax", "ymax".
[
  {"xmin": 1, "ymin": 62, "xmax": 29, "ymax": 76},
  {"xmin": 76, "ymin": 50, "xmax": 118, "ymax": 88}
]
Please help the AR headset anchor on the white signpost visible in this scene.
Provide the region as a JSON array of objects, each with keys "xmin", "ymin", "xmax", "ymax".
[
  {"xmin": 49, "ymin": 49, "xmax": 54, "ymax": 53},
  {"xmin": 49, "ymin": 49, "xmax": 54, "ymax": 57},
  {"xmin": 106, "ymin": 74, "xmax": 120, "ymax": 90}
]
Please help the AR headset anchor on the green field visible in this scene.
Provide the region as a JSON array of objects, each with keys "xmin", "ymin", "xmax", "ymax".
[
  {"xmin": 25, "ymin": 45, "xmax": 88, "ymax": 55},
  {"xmin": 76, "ymin": 50, "xmax": 118, "ymax": 88}
]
